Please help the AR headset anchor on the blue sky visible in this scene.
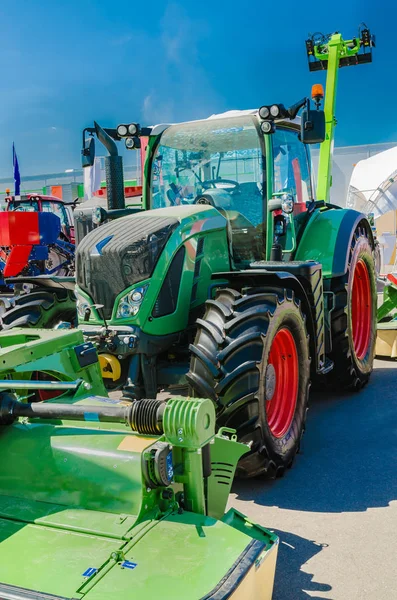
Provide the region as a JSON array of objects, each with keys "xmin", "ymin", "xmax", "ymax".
[{"xmin": 0, "ymin": 0, "xmax": 395, "ymax": 177}]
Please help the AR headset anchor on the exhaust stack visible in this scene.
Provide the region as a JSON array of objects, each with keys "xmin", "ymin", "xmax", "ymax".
[{"xmin": 94, "ymin": 121, "xmax": 125, "ymax": 210}]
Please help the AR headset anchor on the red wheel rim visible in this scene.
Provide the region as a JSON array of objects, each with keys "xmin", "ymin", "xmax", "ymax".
[
  {"xmin": 266, "ymin": 328, "xmax": 298, "ymax": 438},
  {"xmin": 32, "ymin": 372, "xmax": 63, "ymax": 401},
  {"xmin": 352, "ymin": 259, "xmax": 372, "ymax": 360}
]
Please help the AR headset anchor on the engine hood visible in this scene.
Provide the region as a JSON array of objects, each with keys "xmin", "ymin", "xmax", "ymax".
[{"xmin": 76, "ymin": 206, "xmax": 227, "ymax": 318}]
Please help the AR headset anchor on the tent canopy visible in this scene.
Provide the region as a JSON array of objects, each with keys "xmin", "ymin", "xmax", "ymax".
[{"xmin": 348, "ymin": 145, "xmax": 397, "ymax": 218}]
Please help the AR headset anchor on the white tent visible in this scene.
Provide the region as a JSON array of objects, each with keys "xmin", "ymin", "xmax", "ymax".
[{"xmin": 347, "ymin": 145, "xmax": 397, "ymax": 218}]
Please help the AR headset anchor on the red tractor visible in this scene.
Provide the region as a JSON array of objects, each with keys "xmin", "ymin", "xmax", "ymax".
[{"xmin": 0, "ymin": 194, "xmax": 75, "ymax": 292}]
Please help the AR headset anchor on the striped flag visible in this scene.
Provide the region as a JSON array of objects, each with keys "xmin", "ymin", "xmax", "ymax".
[{"xmin": 12, "ymin": 143, "xmax": 21, "ymax": 196}]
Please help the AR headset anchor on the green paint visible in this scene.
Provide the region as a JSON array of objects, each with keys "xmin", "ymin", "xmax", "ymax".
[
  {"xmin": 76, "ymin": 205, "xmax": 230, "ymax": 335},
  {"xmin": 265, "ymin": 133, "xmax": 274, "ymax": 260},
  {"xmin": 313, "ymin": 33, "xmax": 363, "ymax": 202},
  {"xmin": 295, "ymin": 207, "xmax": 364, "ymax": 278},
  {"xmin": 0, "ymin": 331, "xmax": 277, "ymax": 598},
  {"xmin": 377, "ymin": 282, "xmax": 397, "ymax": 322}
]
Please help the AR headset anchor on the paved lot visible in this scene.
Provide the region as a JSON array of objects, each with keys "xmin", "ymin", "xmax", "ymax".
[{"xmin": 229, "ymin": 359, "xmax": 397, "ymax": 599}]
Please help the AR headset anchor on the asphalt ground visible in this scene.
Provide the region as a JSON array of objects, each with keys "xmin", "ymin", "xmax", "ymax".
[{"xmin": 228, "ymin": 358, "xmax": 397, "ymax": 599}]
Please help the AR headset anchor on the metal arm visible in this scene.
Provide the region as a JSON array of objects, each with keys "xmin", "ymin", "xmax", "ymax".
[{"xmin": 307, "ymin": 29, "xmax": 374, "ymax": 202}]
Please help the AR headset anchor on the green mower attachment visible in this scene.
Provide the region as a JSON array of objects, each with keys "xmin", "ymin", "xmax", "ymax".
[
  {"xmin": 0, "ymin": 329, "xmax": 278, "ymax": 600},
  {"xmin": 376, "ymin": 274, "xmax": 397, "ymax": 358}
]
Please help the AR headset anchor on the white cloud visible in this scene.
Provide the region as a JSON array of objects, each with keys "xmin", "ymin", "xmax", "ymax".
[
  {"xmin": 142, "ymin": 93, "xmax": 175, "ymax": 125},
  {"xmin": 137, "ymin": 2, "xmax": 222, "ymax": 125}
]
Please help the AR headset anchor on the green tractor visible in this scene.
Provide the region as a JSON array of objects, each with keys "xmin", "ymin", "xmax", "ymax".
[
  {"xmin": 2, "ymin": 29, "xmax": 377, "ymax": 479},
  {"xmin": 0, "ymin": 328, "xmax": 278, "ymax": 599}
]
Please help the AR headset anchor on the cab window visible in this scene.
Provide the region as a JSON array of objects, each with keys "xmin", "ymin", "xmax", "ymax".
[
  {"xmin": 41, "ymin": 201, "xmax": 68, "ymax": 228},
  {"xmin": 273, "ymin": 128, "xmax": 312, "ymax": 204},
  {"xmin": 151, "ymin": 115, "xmax": 266, "ymax": 266}
]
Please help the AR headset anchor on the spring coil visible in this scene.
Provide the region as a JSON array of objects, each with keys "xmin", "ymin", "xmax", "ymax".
[{"xmin": 128, "ymin": 399, "xmax": 165, "ymax": 435}]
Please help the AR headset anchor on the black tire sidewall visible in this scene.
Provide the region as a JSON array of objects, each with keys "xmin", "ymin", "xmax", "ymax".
[
  {"xmin": 257, "ymin": 298, "xmax": 310, "ymax": 465},
  {"xmin": 347, "ymin": 235, "xmax": 377, "ymax": 376}
]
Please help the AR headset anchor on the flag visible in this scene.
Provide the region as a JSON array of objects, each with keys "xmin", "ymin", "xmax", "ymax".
[
  {"xmin": 83, "ymin": 157, "xmax": 102, "ymax": 200},
  {"xmin": 12, "ymin": 143, "xmax": 21, "ymax": 196}
]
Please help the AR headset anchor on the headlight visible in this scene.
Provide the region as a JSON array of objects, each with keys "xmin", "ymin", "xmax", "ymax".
[
  {"xmin": 76, "ymin": 290, "xmax": 91, "ymax": 319},
  {"xmin": 130, "ymin": 289, "xmax": 143, "ymax": 303},
  {"xmin": 128, "ymin": 123, "xmax": 138, "ymax": 135},
  {"xmin": 261, "ymin": 121, "xmax": 274, "ymax": 134},
  {"xmin": 259, "ymin": 106, "xmax": 270, "ymax": 119},
  {"xmin": 125, "ymin": 136, "xmax": 141, "ymax": 150},
  {"xmin": 125, "ymin": 137, "xmax": 136, "ymax": 149},
  {"xmin": 117, "ymin": 124, "xmax": 128, "ymax": 137},
  {"xmin": 281, "ymin": 193, "xmax": 294, "ymax": 214},
  {"xmin": 270, "ymin": 104, "xmax": 280, "ymax": 117},
  {"xmin": 117, "ymin": 285, "xmax": 148, "ymax": 319},
  {"xmin": 118, "ymin": 302, "xmax": 133, "ymax": 318},
  {"xmin": 92, "ymin": 206, "xmax": 104, "ymax": 225}
]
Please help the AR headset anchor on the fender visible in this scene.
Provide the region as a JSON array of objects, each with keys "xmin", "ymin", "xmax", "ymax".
[
  {"xmin": 213, "ymin": 268, "xmax": 323, "ymax": 374},
  {"xmin": 294, "ymin": 208, "xmax": 374, "ymax": 278}
]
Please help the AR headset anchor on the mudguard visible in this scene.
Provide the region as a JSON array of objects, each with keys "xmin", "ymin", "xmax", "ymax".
[{"xmin": 294, "ymin": 207, "xmax": 373, "ymax": 278}]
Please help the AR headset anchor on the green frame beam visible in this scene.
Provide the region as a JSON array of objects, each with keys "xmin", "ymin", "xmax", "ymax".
[{"xmin": 314, "ymin": 33, "xmax": 362, "ymax": 202}]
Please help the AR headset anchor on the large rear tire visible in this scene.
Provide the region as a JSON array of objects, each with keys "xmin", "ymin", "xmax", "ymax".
[
  {"xmin": 328, "ymin": 225, "xmax": 376, "ymax": 390},
  {"xmin": 187, "ymin": 287, "xmax": 311, "ymax": 478},
  {"xmin": 0, "ymin": 289, "xmax": 77, "ymax": 330}
]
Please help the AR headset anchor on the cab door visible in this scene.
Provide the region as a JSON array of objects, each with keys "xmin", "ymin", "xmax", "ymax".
[{"xmin": 271, "ymin": 127, "xmax": 313, "ymax": 259}]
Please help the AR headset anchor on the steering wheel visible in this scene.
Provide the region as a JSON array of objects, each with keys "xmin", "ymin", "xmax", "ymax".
[
  {"xmin": 193, "ymin": 194, "xmax": 215, "ymax": 206},
  {"xmin": 201, "ymin": 179, "xmax": 240, "ymax": 192}
]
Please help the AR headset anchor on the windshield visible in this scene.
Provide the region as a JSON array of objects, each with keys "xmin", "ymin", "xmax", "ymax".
[
  {"xmin": 9, "ymin": 200, "xmax": 39, "ymax": 212},
  {"xmin": 150, "ymin": 115, "xmax": 264, "ymax": 228}
]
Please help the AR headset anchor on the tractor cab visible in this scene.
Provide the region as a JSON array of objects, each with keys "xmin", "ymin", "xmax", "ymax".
[
  {"xmin": 5, "ymin": 194, "xmax": 75, "ymax": 243},
  {"xmin": 150, "ymin": 112, "xmax": 266, "ymax": 267},
  {"xmin": 146, "ymin": 101, "xmax": 322, "ymax": 266}
]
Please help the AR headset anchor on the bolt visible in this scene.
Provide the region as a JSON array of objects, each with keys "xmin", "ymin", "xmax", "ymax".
[
  {"xmin": 178, "ymin": 437, "xmax": 183, "ymax": 443},
  {"xmin": 177, "ymin": 428, "xmax": 183, "ymax": 435},
  {"xmin": 83, "ymin": 382, "xmax": 91, "ymax": 390},
  {"xmin": 146, "ymin": 487, "xmax": 151, "ymax": 493}
]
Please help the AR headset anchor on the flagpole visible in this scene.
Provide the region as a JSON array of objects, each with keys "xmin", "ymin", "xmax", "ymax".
[{"xmin": 13, "ymin": 143, "xmax": 21, "ymax": 198}]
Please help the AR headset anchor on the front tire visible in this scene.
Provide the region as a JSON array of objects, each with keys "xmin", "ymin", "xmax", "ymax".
[
  {"xmin": 0, "ymin": 288, "xmax": 77, "ymax": 330},
  {"xmin": 187, "ymin": 287, "xmax": 311, "ymax": 478}
]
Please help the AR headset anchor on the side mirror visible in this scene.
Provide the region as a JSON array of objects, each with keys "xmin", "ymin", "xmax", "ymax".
[
  {"xmin": 268, "ymin": 193, "xmax": 294, "ymax": 213},
  {"xmin": 82, "ymin": 136, "xmax": 95, "ymax": 168},
  {"xmin": 301, "ymin": 108, "xmax": 325, "ymax": 144}
]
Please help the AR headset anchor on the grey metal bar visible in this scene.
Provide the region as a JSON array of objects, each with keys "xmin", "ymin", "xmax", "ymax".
[{"xmin": 0, "ymin": 379, "xmax": 83, "ymax": 391}]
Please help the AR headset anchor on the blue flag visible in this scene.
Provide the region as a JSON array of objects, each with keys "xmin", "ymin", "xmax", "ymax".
[{"xmin": 13, "ymin": 143, "xmax": 21, "ymax": 196}]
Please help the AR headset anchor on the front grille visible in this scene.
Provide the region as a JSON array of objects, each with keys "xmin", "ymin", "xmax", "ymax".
[{"xmin": 76, "ymin": 215, "xmax": 178, "ymax": 318}]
